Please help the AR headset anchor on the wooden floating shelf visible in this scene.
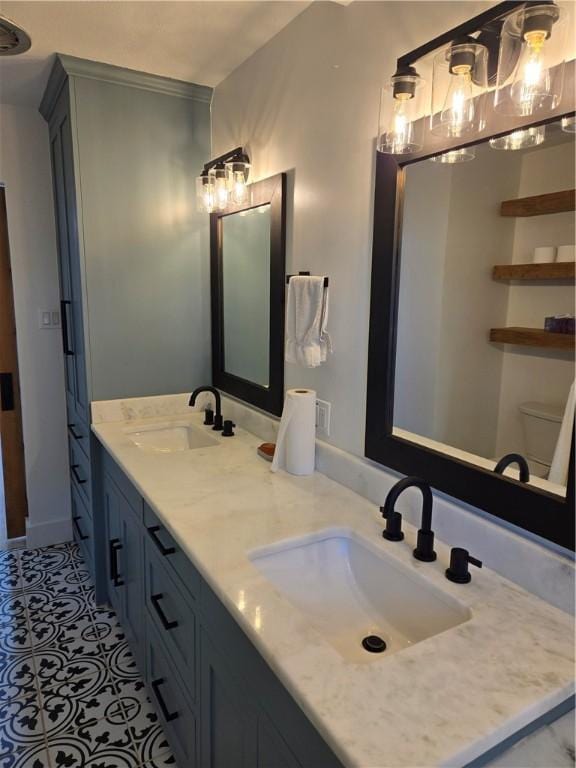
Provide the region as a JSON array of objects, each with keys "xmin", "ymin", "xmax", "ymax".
[
  {"xmin": 492, "ymin": 262, "xmax": 576, "ymax": 281},
  {"xmin": 500, "ymin": 189, "xmax": 575, "ymax": 218},
  {"xmin": 490, "ymin": 327, "xmax": 575, "ymax": 350}
]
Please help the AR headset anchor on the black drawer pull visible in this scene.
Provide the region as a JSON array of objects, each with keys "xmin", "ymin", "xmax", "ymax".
[
  {"xmin": 151, "ymin": 593, "xmax": 178, "ymax": 631},
  {"xmin": 147, "ymin": 525, "xmax": 175, "ymax": 556},
  {"xmin": 151, "ymin": 678, "xmax": 179, "ymax": 723},
  {"xmin": 109, "ymin": 538, "xmax": 124, "ymax": 587},
  {"xmin": 60, "ymin": 299, "xmax": 74, "ymax": 356},
  {"xmin": 71, "ymin": 464, "xmax": 87, "ymax": 486},
  {"xmin": 68, "ymin": 423, "xmax": 84, "ymax": 440},
  {"xmin": 72, "ymin": 515, "xmax": 89, "ymax": 542}
]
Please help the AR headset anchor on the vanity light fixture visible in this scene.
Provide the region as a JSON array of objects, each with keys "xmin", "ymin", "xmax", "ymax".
[
  {"xmin": 377, "ymin": 1, "xmax": 566, "ymax": 157},
  {"xmin": 561, "ymin": 115, "xmax": 576, "ymax": 133},
  {"xmin": 196, "ymin": 147, "xmax": 251, "ymax": 213},
  {"xmin": 489, "ymin": 124, "xmax": 546, "ymax": 149},
  {"xmin": 430, "ymin": 39, "xmax": 488, "ymax": 138},
  {"xmin": 377, "ymin": 66, "xmax": 425, "ymax": 154},
  {"xmin": 429, "ymin": 147, "xmax": 476, "ymax": 164},
  {"xmin": 494, "ymin": 3, "xmax": 566, "ymax": 117}
]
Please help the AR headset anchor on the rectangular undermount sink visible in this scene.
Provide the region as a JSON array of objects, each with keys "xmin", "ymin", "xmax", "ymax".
[
  {"xmin": 125, "ymin": 422, "xmax": 219, "ymax": 453},
  {"xmin": 249, "ymin": 529, "xmax": 471, "ymax": 663}
]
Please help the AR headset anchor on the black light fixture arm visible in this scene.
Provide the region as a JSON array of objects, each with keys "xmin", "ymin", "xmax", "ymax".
[
  {"xmin": 396, "ymin": 0, "xmax": 546, "ymax": 70},
  {"xmin": 201, "ymin": 147, "xmax": 249, "ymax": 174}
]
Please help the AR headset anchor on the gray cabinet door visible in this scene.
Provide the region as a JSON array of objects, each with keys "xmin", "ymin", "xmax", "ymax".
[
  {"xmin": 48, "ymin": 86, "xmax": 89, "ymax": 426},
  {"xmin": 200, "ymin": 629, "xmax": 257, "ymax": 768},
  {"xmin": 118, "ymin": 497, "xmax": 144, "ymax": 663},
  {"xmin": 258, "ymin": 716, "xmax": 303, "ymax": 768},
  {"xmin": 103, "ymin": 472, "xmax": 122, "ymax": 617}
]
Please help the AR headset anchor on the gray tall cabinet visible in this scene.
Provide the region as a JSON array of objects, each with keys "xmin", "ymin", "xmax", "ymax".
[{"xmin": 40, "ymin": 55, "xmax": 212, "ymax": 577}]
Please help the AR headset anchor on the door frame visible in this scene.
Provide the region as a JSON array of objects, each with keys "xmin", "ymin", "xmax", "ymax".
[{"xmin": 0, "ymin": 185, "xmax": 28, "ymax": 539}]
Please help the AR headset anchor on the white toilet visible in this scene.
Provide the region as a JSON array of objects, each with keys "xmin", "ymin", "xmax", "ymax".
[{"xmin": 518, "ymin": 401, "xmax": 564, "ymax": 479}]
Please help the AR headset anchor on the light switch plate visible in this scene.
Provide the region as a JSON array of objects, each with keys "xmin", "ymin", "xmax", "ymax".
[
  {"xmin": 38, "ymin": 309, "xmax": 61, "ymax": 329},
  {"xmin": 316, "ymin": 399, "xmax": 331, "ymax": 438}
]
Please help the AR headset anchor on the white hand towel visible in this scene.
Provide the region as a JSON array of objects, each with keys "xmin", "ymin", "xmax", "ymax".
[
  {"xmin": 548, "ymin": 380, "xmax": 575, "ymax": 486},
  {"xmin": 285, "ymin": 276, "xmax": 332, "ymax": 368}
]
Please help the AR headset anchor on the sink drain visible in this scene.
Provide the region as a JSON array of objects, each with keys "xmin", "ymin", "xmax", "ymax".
[{"xmin": 362, "ymin": 634, "xmax": 386, "ymax": 653}]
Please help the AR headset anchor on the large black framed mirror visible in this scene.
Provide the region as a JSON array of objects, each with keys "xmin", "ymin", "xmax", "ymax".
[
  {"xmin": 210, "ymin": 173, "xmax": 286, "ymax": 416},
  {"xmin": 366, "ymin": 64, "xmax": 575, "ymax": 549}
]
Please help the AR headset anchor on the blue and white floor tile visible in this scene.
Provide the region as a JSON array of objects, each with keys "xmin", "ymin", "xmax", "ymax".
[{"xmin": 0, "ymin": 542, "xmax": 178, "ymax": 767}]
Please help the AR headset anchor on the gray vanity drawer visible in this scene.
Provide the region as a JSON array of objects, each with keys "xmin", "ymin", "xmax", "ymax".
[
  {"xmin": 143, "ymin": 503, "xmax": 201, "ymax": 601},
  {"xmin": 66, "ymin": 411, "xmax": 90, "ymax": 460},
  {"xmin": 71, "ymin": 482, "xmax": 93, "ymax": 575},
  {"xmin": 69, "ymin": 436, "xmax": 91, "ymax": 508},
  {"xmin": 102, "ymin": 450, "xmax": 142, "ymax": 518},
  {"xmin": 146, "ymin": 616, "xmax": 198, "ymax": 767},
  {"xmin": 144, "ymin": 541, "xmax": 198, "ymax": 705}
]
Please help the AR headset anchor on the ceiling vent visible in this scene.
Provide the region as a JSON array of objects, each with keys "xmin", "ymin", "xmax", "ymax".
[{"xmin": 0, "ymin": 15, "xmax": 31, "ymax": 56}]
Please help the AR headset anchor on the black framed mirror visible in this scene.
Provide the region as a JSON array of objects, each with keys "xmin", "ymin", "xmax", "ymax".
[
  {"xmin": 366, "ymin": 67, "xmax": 575, "ymax": 549},
  {"xmin": 210, "ymin": 173, "xmax": 286, "ymax": 416}
]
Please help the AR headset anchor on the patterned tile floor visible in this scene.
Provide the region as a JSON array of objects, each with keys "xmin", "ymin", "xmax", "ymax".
[{"xmin": 0, "ymin": 541, "xmax": 178, "ymax": 768}]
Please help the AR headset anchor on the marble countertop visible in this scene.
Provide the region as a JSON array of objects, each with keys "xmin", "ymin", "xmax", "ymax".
[{"xmin": 92, "ymin": 406, "xmax": 575, "ymax": 768}]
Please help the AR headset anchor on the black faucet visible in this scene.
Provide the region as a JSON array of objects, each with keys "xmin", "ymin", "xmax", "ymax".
[
  {"xmin": 445, "ymin": 547, "xmax": 482, "ymax": 584},
  {"xmin": 381, "ymin": 476, "xmax": 436, "ymax": 561},
  {"xmin": 189, "ymin": 386, "xmax": 223, "ymax": 431},
  {"xmin": 494, "ymin": 453, "xmax": 530, "ymax": 483}
]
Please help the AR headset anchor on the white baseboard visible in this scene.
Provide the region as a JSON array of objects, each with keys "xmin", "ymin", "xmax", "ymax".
[{"xmin": 25, "ymin": 517, "xmax": 73, "ymax": 550}]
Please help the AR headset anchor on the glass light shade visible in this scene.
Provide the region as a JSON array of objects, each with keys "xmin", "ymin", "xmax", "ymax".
[
  {"xmin": 377, "ymin": 72, "xmax": 425, "ymax": 154},
  {"xmin": 494, "ymin": 4, "xmax": 566, "ymax": 117},
  {"xmin": 430, "ymin": 147, "xmax": 476, "ymax": 164},
  {"xmin": 196, "ymin": 173, "xmax": 216, "ymax": 213},
  {"xmin": 561, "ymin": 115, "xmax": 576, "ymax": 133},
  {"xmin": 225, "ymin": 158, "xmax": 251, "ymax": 205},
  {"xmin": 430, "ymin": 42, "xmax": 488, "ymax": 138},
  {"xmin": 489, "ymin": 125, "xmax": 546, "ymax": 150},
  {"xmin": 212, "ymin": 163, "xmax": 229, "ymax": 211}
]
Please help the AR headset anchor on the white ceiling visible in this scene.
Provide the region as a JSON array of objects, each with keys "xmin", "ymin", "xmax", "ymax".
[{"xmin": 0, "ymin": 1, "xmax": 311, "ymax": 107}]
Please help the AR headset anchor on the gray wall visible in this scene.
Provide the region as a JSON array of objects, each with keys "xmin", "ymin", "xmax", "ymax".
[
  {"xmin": 211, "ymin": 0, "xmax": 494, "ymax": 456},
  {"xmin": 74, "ymin": 76, "xmax": 212, "ymax": 400}
]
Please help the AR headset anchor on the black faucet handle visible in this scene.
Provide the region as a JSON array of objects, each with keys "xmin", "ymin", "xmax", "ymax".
[
  {"xmin": 382, "ymin": 510, "xmax": 404, "ymax": 542},
  {"xmin": 222, "ymin": 420, "xmax": 235, "ymax": 437},
  {"xmin": 204, "ymin": 408, "xmax": 214, "ymax": 426},
  {"xmin": 413, "ymin": 529, "xmax": 437, "ymax": 562},
  {"xmin": 446, "ymin": 547, "xmax": 482, "ymax": 584}
]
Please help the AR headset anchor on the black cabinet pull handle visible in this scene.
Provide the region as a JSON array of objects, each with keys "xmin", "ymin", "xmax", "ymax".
[
  {"xmin": 151, "ymin": 593, "xmax": 178, "ymax": 631},
  {"xmin": 151, "ymin": 678, "xmax": 179, "ymax": 722},
  {"xmin": 60, "ymin": 300, "xmax": 74, "ymax": 356},
  {"xmin": 71, "ymin": 464, "xmax": 87, "ymax": 485},
  {"xmin": 147, "ymin": 525, "xmax": 175, "ymax": 556},
  {"xmin": 72, "ymin": 515, "xmax": 89, "ymax": 542},
  {"xmin": 0, "ymin": 373, "xmax": 14, "ymax": 412},
  {"xmin": 109, "ymin": 538, "xmax": 124, "ymax": 587},
  {"xmin": 68, "ymin": 423, "xmax": 84, "ymax": 440}
]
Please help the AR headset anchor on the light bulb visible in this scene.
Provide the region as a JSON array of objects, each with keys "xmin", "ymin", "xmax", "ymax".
[
  {"xmin": 513, "ymin": 30, "xmax": 550, "ymax": 115},
  {"xmin": 442, "ymin": 65, "xmax": 474, "ymax": 137},
  {"xmin": 196, "ymin": 172, "xmax": 216, "ymax": 213},
  {"xmin": 389, "ymin": 95, "xmax": 414, "ymax": 154},
  {"xmin": 213, "ymin": 163, "xmax": 228, "ymax": 211}
]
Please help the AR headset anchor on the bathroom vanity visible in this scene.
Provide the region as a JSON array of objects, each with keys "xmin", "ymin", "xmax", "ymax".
[{"xmin": 90, "ymin": 395, "xmax": 575, "ymax": 768}]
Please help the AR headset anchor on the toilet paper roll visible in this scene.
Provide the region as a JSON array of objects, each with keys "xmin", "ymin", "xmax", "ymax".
[{"xmin": 271, "ymin": 389, "xmax": 316, "ymax": 476}]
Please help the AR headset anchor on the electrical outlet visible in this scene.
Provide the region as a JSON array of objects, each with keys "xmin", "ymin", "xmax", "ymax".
[{"xmin": 316, "ymin": 399, "xmax": 331, "ymax": 438}]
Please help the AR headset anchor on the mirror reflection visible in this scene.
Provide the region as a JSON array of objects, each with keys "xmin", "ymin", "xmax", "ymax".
[
  {"xmin": 222, "ymin": 204, "xmax": 271, "ymax": 387},
  {"xmin": 394, "ymin": 119, "xmax": 575, "ymax": 496}
]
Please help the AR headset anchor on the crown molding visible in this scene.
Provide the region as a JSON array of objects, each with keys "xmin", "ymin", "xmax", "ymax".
[{"xmin": 40, "ymin": 53, "xmax": 212, "ymax": 120}]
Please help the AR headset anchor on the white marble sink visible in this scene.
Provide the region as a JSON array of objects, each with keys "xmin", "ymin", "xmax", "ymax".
[
  {"xmin": 250, "ymin": 528, "xmax": 471, "ymax": 662},
  {"xmin": 125, "ymin": 422, "xmax": 219, "ymax": 453}
]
